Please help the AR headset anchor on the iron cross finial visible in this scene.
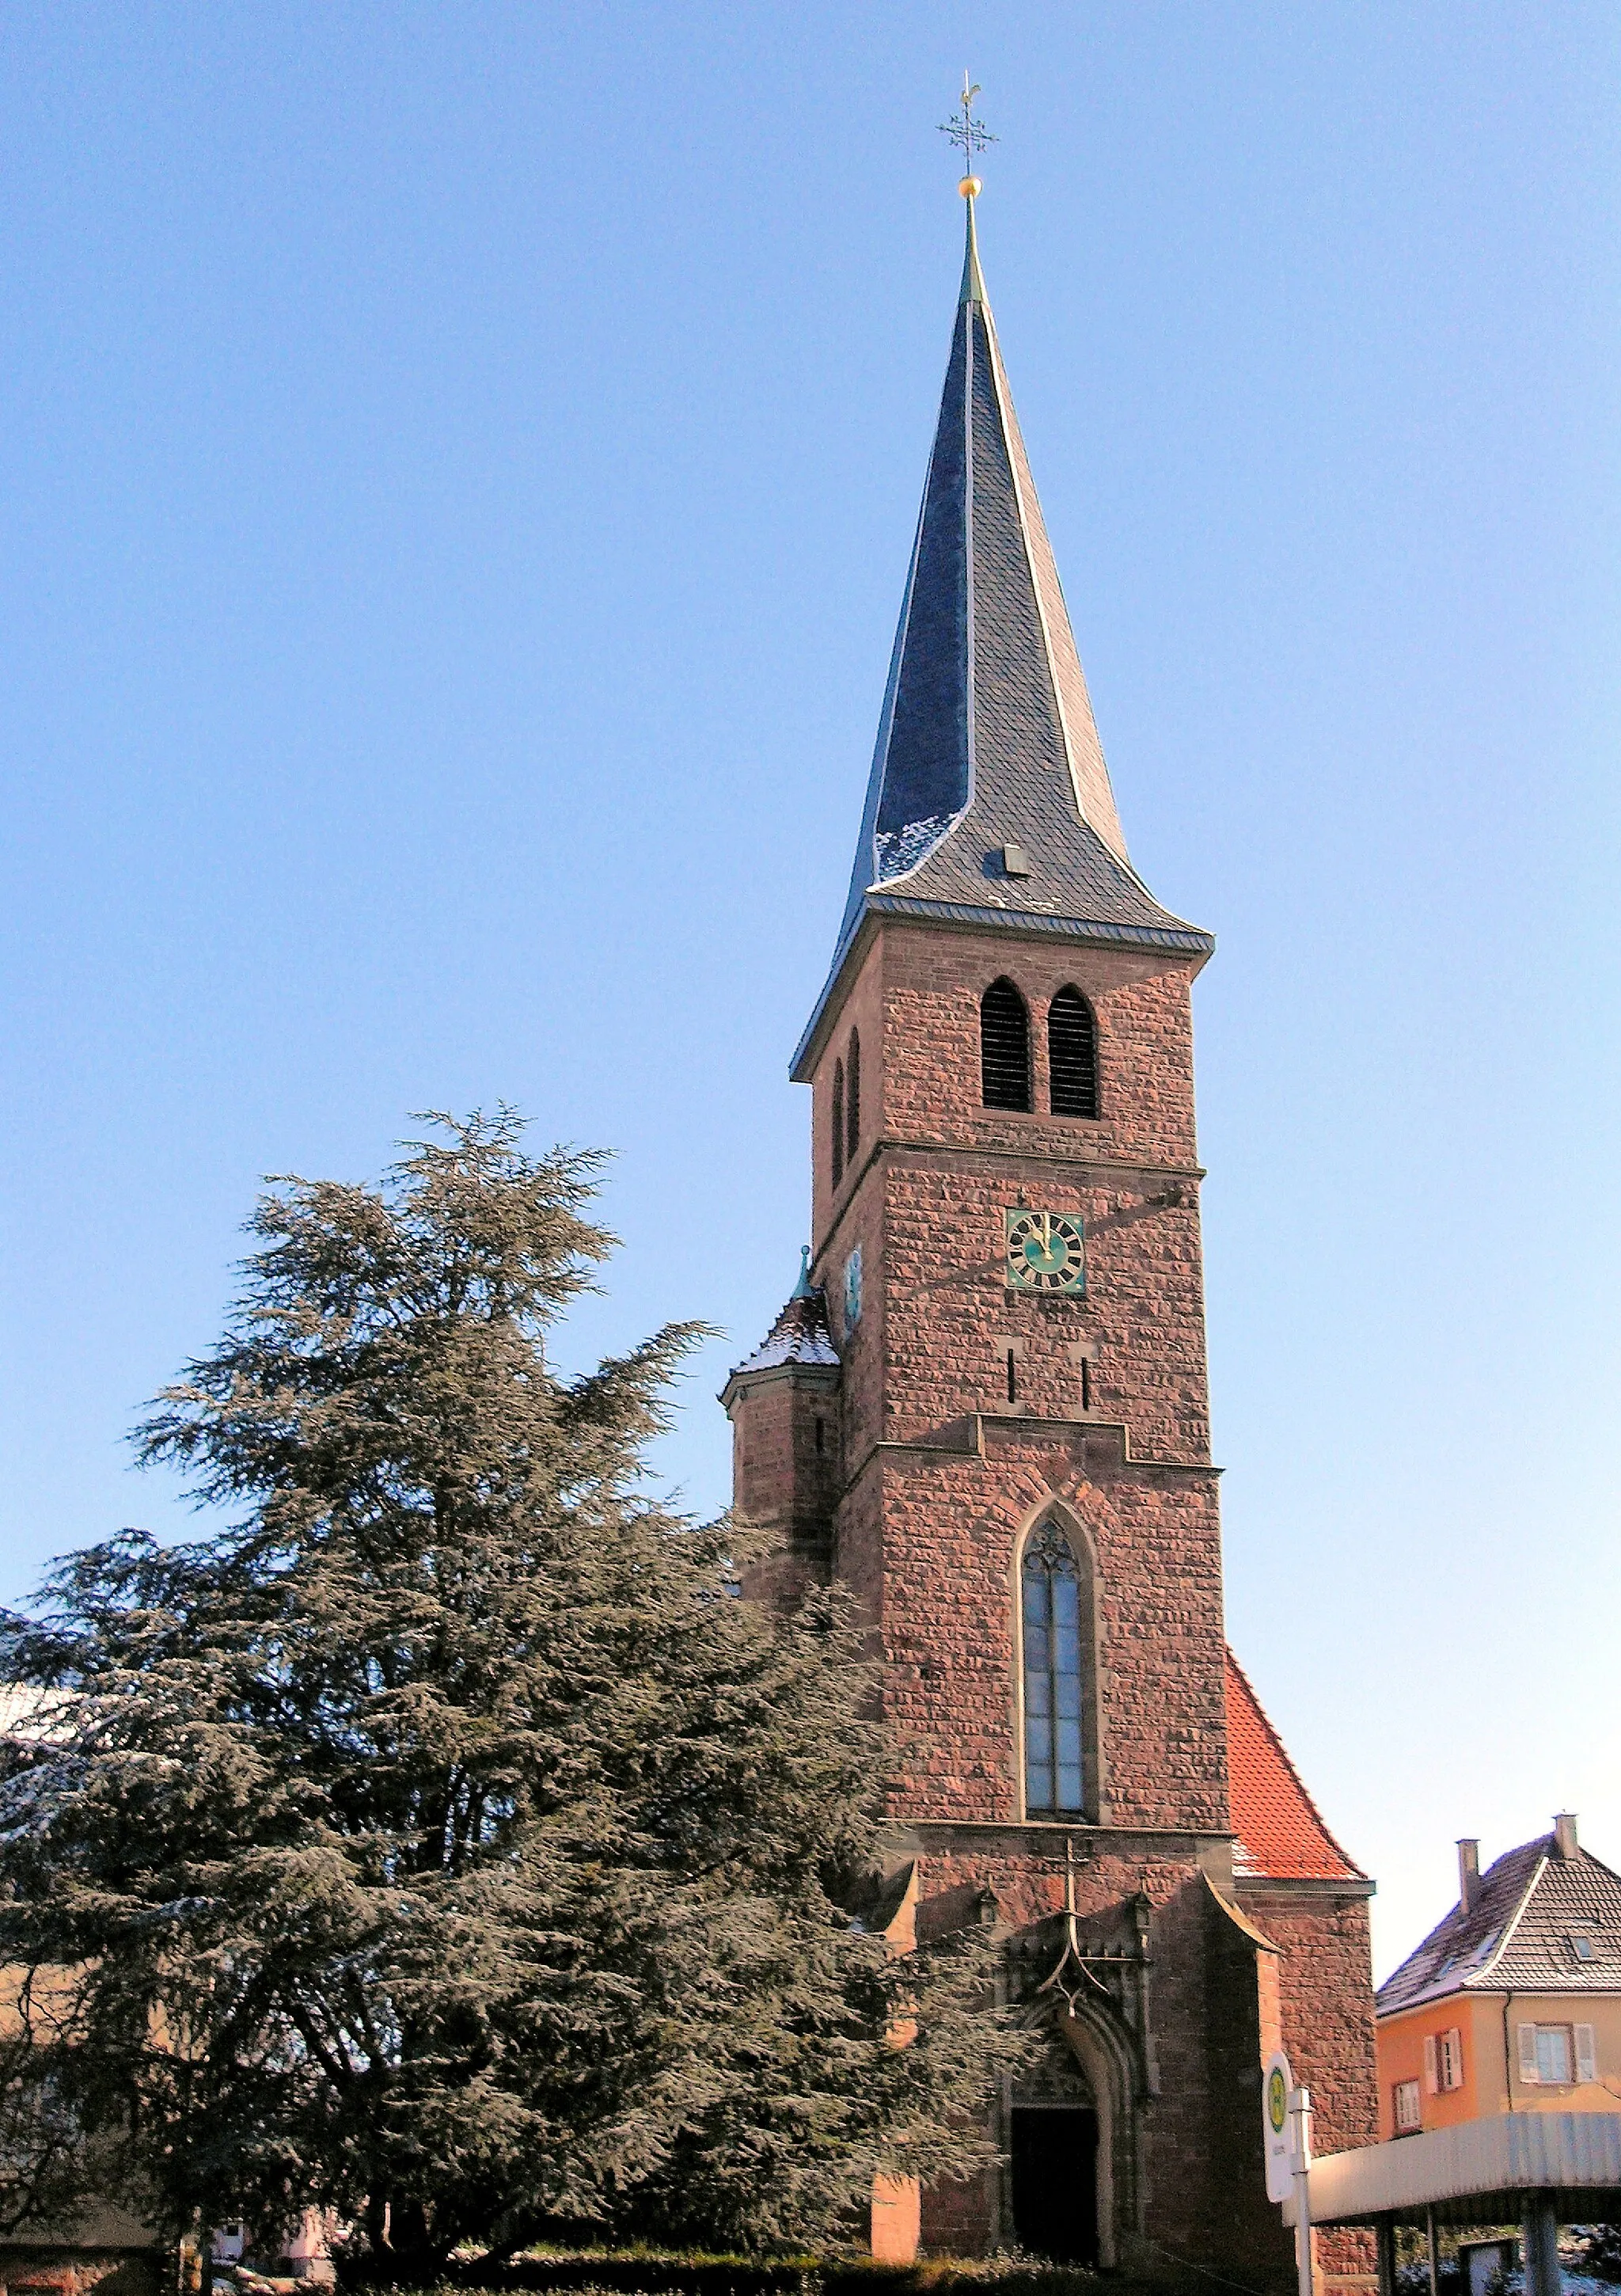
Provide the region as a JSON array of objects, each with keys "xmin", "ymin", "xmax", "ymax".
[{"xmin": 939, "ymin": 72, "xmax": 997, "ymax": 184}]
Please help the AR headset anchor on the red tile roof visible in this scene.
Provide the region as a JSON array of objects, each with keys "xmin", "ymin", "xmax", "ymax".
[{"xmin": 1226, "ymin": 1648, "xmax": 1364, "ymax": 1882}]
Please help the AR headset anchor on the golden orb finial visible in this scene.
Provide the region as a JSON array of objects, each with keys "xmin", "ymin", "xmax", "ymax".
[{"xmin": 959, "ymin": 175, "xmax": 981, "ymax": 199}]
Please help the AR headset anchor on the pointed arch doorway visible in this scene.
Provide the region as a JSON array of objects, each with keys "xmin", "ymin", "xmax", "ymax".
[{"xmin": 1008, "ymin": 2039, "xmax": 1100, "ymax": 2265}]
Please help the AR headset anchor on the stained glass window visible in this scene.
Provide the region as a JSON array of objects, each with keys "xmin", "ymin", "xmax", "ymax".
[{"xmin": 1023, "ymin": 1522, "xmax": 1084, "ymax": 1815}]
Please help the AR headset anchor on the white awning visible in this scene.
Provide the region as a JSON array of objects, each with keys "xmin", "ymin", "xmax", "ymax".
[{"xmin": 1285, "ymin": 2113, "xmax": 1621, "ymax": 2229}]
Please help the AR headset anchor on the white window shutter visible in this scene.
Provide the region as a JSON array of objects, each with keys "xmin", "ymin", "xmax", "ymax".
[
  {"xmin": 1443, "ymin": 2028, "xmax": 1463, "ymax": 2089},
  {"xmin": 1518, "ymin": 2024, "xmax": 1540, "ymax": 2083},
  {"xmin": 1577, "ymin": 2024, "xmax": 1597, "ymax": 2082},
  {"xmin": 1424, "ymin": 2035, "xmax": 1439, "ymax": 2093}
]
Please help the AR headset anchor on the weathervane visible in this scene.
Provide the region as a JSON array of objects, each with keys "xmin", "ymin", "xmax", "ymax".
[{"xmin": 939, "ymin": 71, "xmax": 996, "ymax": 193}]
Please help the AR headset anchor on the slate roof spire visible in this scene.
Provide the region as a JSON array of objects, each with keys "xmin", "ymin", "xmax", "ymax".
[{"xmin": 793, "ymin": 184, "xmax": 1210, "ymax": 1080}]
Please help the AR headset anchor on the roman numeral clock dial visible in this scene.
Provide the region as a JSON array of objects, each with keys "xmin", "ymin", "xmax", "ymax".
[{"xmin": 1004, "ymin": 1208, "xmax": 1086, "ymax": 1294}]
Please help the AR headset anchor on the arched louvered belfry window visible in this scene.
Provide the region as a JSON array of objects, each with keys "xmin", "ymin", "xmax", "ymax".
[
  {"xmin": 846, "ymin": 1028, "xmax": 861, "ymax": 1166},
  {"xmin": 1020, "ymin": 1518, "xmax": 1095, "ymax": 1819},
  {"xmin": 831, "ymin": 1059, "xmax": 845, "ymax": 1189},
  {"xmin": 981, "ymin": 979, "xmax": 1031, "ymax": 1111},
  {"xmin": 1049, "ymin": 986, "xmax": 1099, "ymax": 1119}
]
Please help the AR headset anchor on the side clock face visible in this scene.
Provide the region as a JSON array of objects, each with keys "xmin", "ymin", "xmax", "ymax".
[
  {"xmin": 1005, "ymin": 1208, "xmax": 1086, "ymax": 1294},
  {"xmin": 843, "ymin": 1245, "xmax": 863, "ymax": 1330}
]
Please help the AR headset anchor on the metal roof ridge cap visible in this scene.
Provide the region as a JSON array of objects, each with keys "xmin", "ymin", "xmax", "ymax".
[
  {"xmin": 962, "ymin": 292, "xmax": 978, "ymax": 842},
  {"xmin": 1472, "ymin": 1852, "xmax": 1550, "ymax": 1986},
  {"xmin": 978, "ymin": 298, "xmax": 1090, "ymax": 850}
]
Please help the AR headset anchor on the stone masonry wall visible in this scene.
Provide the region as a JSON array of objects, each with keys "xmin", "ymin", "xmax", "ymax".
[
  {"xmin": 1235, "ymin": 1886, "xmax": 1380, "ymax": 2296},
  {"xmin": 855, "ymin": 1445, "xmax": 1227, "ymax": 1832},
  {"xmin": 772, "ymin": 915, "xmax": 1377, "ymax": 2274}
]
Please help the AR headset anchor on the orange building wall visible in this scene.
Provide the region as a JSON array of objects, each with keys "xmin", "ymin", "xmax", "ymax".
[{"xmin": 1377, "ymin": 1994, "xmax": 1621, "ymax": 2135}]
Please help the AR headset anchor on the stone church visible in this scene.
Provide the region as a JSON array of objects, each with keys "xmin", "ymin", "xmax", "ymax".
[{"xmin": 722, "ymin": 185, "xmax": 1380, "ymax": 2281}]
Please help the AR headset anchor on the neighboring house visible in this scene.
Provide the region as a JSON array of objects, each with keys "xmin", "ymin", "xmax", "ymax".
[{"xmin": 1375, "ymin": 1815, "xmax": 1621, "ymax": 2138}]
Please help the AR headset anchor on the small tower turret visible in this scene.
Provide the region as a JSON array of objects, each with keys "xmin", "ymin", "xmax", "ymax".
[{"xmin": 719, "ymin": 1250, "xmax": 841, "ymax": 1605}]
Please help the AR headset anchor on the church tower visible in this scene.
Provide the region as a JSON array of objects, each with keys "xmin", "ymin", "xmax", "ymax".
[{"xmin": 724, "ymin": 179, "xmax": 1378, "ymax": 2283}]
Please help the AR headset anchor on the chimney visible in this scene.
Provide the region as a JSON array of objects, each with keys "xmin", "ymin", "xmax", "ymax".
[
  {"xmin": 1458, "ymin": 1838, "xmax": 1481, "ymax": 1914},
  {"xmin": 1554, "ymin": 1813, "xmax": 1579, "ymax": 1861}
]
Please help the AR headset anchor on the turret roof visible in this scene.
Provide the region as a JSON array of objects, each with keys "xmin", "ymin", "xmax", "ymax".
[
  {"xmin": 725, "ymin": 1267, "xmax": 840, "ymax": 1382},
  {"xmin": 793, "ymin": 192, "xmax": 1209, "ymax": 1080}
]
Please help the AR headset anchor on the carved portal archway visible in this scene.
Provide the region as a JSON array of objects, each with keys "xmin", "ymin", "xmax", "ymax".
[{"xmin": 1002, "ymin": 1874, "xmax": 1157, "ymax": 2268}]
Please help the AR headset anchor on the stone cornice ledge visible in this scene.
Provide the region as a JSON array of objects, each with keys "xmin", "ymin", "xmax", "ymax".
[
  {"xmin": 843, "ymin": 1414, "xmax": 1219, "ymax": 1498},
  {"xmin": 1232, "ymin": 1873, "xmax": 1378, "ymax": 1902}
]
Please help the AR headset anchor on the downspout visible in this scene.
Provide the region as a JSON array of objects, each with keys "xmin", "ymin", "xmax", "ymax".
[{"xmin": 1502, "ymin": 1992, "xmax": 1516, "ymax": 2114}]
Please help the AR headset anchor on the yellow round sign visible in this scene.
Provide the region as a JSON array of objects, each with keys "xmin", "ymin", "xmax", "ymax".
[{"xmin": 1267, "ymin": 2065, "xmax": 1288, "ymax": 2134}]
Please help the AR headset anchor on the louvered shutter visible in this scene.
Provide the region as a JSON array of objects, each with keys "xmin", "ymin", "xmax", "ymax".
[
  {"xmin": 1518, "ymin": 2024, "xmax": 1540, "ymax": 2083},
  {"xmin": 1576, "ymin": 2024, "xmax": 1597, "ymax": 2082},
  {"xmin": 1424, "ymin": 2035, "xmax": 1438, "ymax": 2094},
  {"xmin": 1442, "ymin": 2028, "xmax": 1463, "ymax": 2090}
]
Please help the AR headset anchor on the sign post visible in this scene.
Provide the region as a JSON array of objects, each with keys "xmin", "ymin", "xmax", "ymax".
[
  {"xmin": 1290, "ymin": 2085, "xmax": 1315, "ymax": 2296},
  {"xmin": 1262, "ymin": 2051, "xmax": 1314, "ymax": 2296}
]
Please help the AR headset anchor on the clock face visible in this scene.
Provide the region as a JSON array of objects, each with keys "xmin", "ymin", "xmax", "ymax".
[
  {"xmin": 843, "ymin": 1245, "xmax": 863, "ymax": 1329},
  {"xmin": 1005, "ymin": 1209, "xmax": 1086, "ymax": 1294}
]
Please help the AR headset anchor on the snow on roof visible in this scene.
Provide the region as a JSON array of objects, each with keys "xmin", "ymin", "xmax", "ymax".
[{"xmin": 1377, "ymin": 1834, "xmax": 1621, "ymax": 2014}]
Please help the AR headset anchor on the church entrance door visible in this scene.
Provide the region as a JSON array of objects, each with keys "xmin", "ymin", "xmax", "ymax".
[{"xmin": 1009, "ymin": 2105, "xmax": 1099, "ymax": 2264}]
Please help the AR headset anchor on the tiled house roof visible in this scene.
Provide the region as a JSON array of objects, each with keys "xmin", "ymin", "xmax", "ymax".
[
  {"xmin": 1376, "ymin": 1836, "xmax": 1621, "ymax": 2015},
  {"xmin": 792, "ymin": 196, "xmax": 1209, "ymax": 1081},
  {"xmin": 1225, "ymin": 1649, "xmax": 1364, "ymax": 1884}
]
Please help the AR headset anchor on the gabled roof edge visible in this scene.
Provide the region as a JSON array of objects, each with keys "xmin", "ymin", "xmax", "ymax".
[{"xmin": 1226, "ymin": 1644, "xmax": 1367, "ymax": 1883}]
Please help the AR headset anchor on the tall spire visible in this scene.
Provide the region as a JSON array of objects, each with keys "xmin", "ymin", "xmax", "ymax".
[
  {"xmin": 792, "ymin": 176, "xmax": 1209, "ymax": 1080},
  {"xmin": 959, "ymin": 178, "xmax": 989, "ymax": 308}
]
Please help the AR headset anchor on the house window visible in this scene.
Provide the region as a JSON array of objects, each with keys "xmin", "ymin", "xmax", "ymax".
[
  {"xmin": 981, "ymin": 979, "xmax": 1031, "ymax": 1112},
  {"xmin": 1020, "ymin": 1520, "xmax": 1085, "ymax": 1816},
  {"xmin": 1393, "ymin": 2079, "xmax": 1422, "ymax": 2134},
  {"xmin": 1048, "ymin": 986, "xmax": 1099, "ymax": 1118},
  {"xmin": 1425, "ymin": 2028, "xmax": 1464, "ymax": 2093},
  {"xmin": 1571, "ymin": 1933, "xmax": 1597, "ymax": 1963},
  {"xmin": 1518, "ymin": 2024, "xmax": 1574, "ymax": 2085}
]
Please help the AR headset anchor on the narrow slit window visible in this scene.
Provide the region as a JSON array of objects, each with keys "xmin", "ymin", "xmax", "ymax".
[
  {"xmin": 831, "ymin": 1061, "xmax": 845, "ymax": 1189},
  {"xmin": 846, "ymin": 1028, "xmax": 861, "ymax": 1165},
  {"xmin": 1049, "ymin": 986, "xmax": 1099, "ymax": 1119},
  {"xmin": 1021, "ymin": 1522, "xmax": 1084, "ymax": 1816},
  {"xmin": 1006, "ymin": 1349, "xmax": 1018, "ymax": 1405},
  {"xmin": 981, "ymin": 979, "xmax": 1031, "ymax": 1111}
]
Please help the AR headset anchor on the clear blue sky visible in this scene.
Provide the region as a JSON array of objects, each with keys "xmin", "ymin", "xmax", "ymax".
[{"xmin": 3, "ymin": 4, "xmax": 1619, "ymax": 1977}]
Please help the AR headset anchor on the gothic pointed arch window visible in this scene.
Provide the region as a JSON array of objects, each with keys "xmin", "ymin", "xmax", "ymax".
[
  {"xmin": 1049, "ymin": 986, "xmax": 1099, "ymax": 1119},
  {"xmin": 831, "ymin": 1059, "xmax": 845, "ymax": 1189},
  {"xmin": 981, "ymin": 978, "xmax": 1031, "ymax": 1111},
  {"xmin": 846, "ymin": 1028, "xmax": 861, "ymax": 1165},
  {"xmin": 1020, "ymin": 1518, "xmax": 1096, "ymax": 1819}
]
